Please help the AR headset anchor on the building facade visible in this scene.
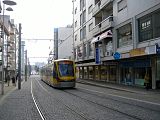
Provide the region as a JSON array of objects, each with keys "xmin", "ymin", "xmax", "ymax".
[
  {"xmin": 73, "ymin": 0, "xmax": 160, "ymax": 89},
  {"xmin": 53, "ymin": 26, "xmax": 73, "ymax": 60},
  {"xmin": 0, "ymin": 15, "xmax": 18, "ymax": 80}
]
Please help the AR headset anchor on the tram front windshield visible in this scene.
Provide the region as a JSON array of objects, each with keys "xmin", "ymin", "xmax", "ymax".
[{"xmin": 58, "ymin": 61, "xmax": 74, "ymax": 77}]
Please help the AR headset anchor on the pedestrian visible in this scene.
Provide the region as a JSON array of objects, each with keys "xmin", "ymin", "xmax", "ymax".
[
  {"xmin": 144, "ymin": 73, "xmax": 150, "ymax": 90},
  {"xmin": 16, "ymin": 73, "xmax": 19, "ymax": 81},
  {"xmin": 6, "ymin": 73, "xmax": 10, "ymax": 86},
  {"xmin": 11, "ymin": 76, "xmax": 16, "ymax": 86}
]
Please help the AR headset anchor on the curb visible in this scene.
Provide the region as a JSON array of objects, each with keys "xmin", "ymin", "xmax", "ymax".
[{"xmin": 77, "ymin": 80, "xmax": 147, "ymax": 94}]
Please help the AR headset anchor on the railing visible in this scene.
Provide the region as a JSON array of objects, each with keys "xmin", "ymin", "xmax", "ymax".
[{"xmin": 93, "ymin": 16, "xmax": 114, "ymax": 36}]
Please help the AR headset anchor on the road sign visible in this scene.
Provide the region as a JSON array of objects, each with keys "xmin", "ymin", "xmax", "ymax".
[{"xmin": 113, "ymin": 52, "xmax": 121, "ymax": 60}]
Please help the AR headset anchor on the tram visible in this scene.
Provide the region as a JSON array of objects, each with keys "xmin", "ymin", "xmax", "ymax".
[{"xmin": 40, "ymin": 59, "xmax": 76, "ymax": 88}]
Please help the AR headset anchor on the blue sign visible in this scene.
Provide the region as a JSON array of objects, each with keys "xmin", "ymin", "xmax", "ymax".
[
  {"xmin": 95, "ymin": 48, "xmax": 100, "ymax": 64},
  {"xmin": 156, "ymin": 43, "xmax": 160, "ymax": 54},
  {"xmin": 113, "ymin": 52, "xmax": 121, "ymax": 60}
]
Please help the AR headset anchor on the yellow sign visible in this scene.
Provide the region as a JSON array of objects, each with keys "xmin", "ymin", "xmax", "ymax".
[{"xmin": 130, "ymin": 48, "xmax": 146, "ymax": 57}]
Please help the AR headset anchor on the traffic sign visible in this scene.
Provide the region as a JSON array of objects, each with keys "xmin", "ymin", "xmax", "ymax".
[{"xmin": 113, "ymin": 52, "xmax": 121, "ymax": 60}]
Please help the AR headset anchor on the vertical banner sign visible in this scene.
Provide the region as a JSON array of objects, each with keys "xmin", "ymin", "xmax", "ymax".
[{"xmin": 95, "ymin": 48, "xmax": 100, "ymax": 64}]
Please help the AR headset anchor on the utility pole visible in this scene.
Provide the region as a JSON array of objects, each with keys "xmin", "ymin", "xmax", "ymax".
[
  {"xmin": 25, "ymin": 50, "xmax": 27, "ymax": 81},
  {"xmin": 72, "ymin": 0, "xmax": 75, "ymax": 60},
  {"xmin": 18, "ymin": 23, "xmax": 22, "ymax": 89}
]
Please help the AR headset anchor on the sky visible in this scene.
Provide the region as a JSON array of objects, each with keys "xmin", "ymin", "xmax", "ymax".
[{"xmin": 8, "ymin": 0, "xmax": 73, "ymax": 64}]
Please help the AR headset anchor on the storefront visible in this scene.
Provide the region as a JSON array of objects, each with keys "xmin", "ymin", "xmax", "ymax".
[
  {"xmin": 156, "ymin": 56, "xmax": 160, "ymax": 88},
  {"xmin": 120, "ymin": 59, "xmax": 151, "ymax": 87}
]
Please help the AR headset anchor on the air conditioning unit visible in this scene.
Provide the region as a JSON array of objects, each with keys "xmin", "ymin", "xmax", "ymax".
[{"xmin": 105, "ymin": 51, "xmax": 113, "ymax": 56}]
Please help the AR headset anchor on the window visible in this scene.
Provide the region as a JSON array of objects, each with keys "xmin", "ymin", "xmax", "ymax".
[
  {"xmin": 80, "ymin": 26, "xmax": 86, "ymax": 40},
  {"xmin": 80, "ymin": 10, "xmax": 86, "ymax": 25},
  {"xmin": 83, "ymin": 44, "xmax": 87, "ymax": 57},
  {"xmin": 75, "ymin": 34, "xmax": 77, "ymax": 41},
  {"xmin": 83, "ymin": 10, "xmax": 86, "ymax": 23},
  {"xmin": 117, "ymin": 23, "xmax": 132, "ymax": 48},
  {"xmin": 88, "ymin": 4, "xmax": 93, "ymax": 14},
  {"xmin": 139, "ymin": 15, "xmax": 152, "ymax": 42},
  {"xmin": 75, "ymin": 7, "xmax": 77, "ymax": 14},
  {"xmin": 75, "ymin": 21, "xmax": 77, "ymax": 28},
  {"xmin": 89, "ymin": 23, "xmax": 93, "ymax": 32},
  {"xmin": 80, "ymin": 14, "xmax": 82, "ymax": 26},
  {"xmin": 118, "ymin": 0, "xmax": 127, "ymax": 12},
  {"xmin": 138, "ymin": 9, "xmax": 160, "ymax": 42},
  {"xmin": 89, "ymin": 42, "xmax": 94, "ymax": 56},
  {"xmin": 80, "ymin": 0, "xmax": 85, "ymax": 11}
]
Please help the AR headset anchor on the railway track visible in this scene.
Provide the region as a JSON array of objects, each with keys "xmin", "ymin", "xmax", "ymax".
[{"xmin": 32, "ymin": 78, "xmax": 95, "ymax": 120}]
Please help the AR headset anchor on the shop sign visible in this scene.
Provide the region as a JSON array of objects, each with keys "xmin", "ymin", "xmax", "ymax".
[
  {"xmin": 121, "ymin": 52, "xmax": 130, "ymax": 59},
  {"xmin": 145, "ymin": 45, "xmax": 156, "ymax": 55},
  {"xmin": 130, "ymin": 48, "xmax": 145, "ymax": 57},
  {"xmin": 95, "ymin": 48, "xmax": 101, "ymax": 64},
  {"xmin": 113, "ymin": 52, "xmax": 121, "ymax": 60},
  {"xmin": 120, "ymin": 59, "xmax": 151, "ymax": 68}
]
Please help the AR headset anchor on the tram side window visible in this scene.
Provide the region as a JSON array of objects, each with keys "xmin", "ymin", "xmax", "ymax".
[{"xmin": 53, "ymin": 63, "xmax": 57, "ymax": 78}]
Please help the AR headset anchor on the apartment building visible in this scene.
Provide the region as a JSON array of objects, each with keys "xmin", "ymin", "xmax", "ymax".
[
  {"xmin": 53, "ymin": 26, "xmax": 73, "ymax": 60},
  {"xmin": 73, "ymin": 0, "xmax": 160, "ymax": 89},
  {"xmin": 0, "ymin": 15, "xmax": 17, "ymax": 79}
]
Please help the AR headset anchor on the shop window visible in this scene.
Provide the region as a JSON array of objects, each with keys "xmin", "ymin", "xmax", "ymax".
[
  {"xmin": 95, "ymin": 66, "xmax": 100, "ymax": 80},
  {"xmin": 89, "ymin": 66, "xmax": 93, "ymax": 79},
  {"xmin": 117, "ymin": 23, "xmax": 132, "ymax": 48},
  {"xmin": 79, "ymin": 67, "xmax": 83, "ymax": 79},
  {"xmin": 156, "ymin": 57, "xmax": 160, "ymax": 80},
  {"xmin": 135, "ymin": 68, "xmax": 151, "ymax": 86},
  {"xmin": 109, "ymin": 66, "xmax": 116, "ymax": 82},
  {"xmin": 84, "ymin": 67, "xmax": 88, "ymax": 79},
  {"xmin": 138, "ymin": 15, "xmax": 152, "ymax": 42},
  {"xmin": 138, "ymin": 9, "xmax": 160, "ymax": 42},
  {"xmin": 101, "ymin": 66, "xmax": 107, "ymax": 81}
]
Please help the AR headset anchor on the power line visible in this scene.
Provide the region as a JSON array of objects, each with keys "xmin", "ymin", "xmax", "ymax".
[
  {"xmin": 29, "ymin": 57, "xmax": 48, "ymax": 58},
  {"xmin": 22, "ymin": 38, "xmax": 53, "ymax": 41}
]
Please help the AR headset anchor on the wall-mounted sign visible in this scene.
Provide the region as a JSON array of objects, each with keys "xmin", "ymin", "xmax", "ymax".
[
  {"xmin": 130, "ymin": 47, "xmax": 145, "ymax": 57},
  {"xmin": 95, "ymin": 48, "xmax": 101, "ymax": 64}
]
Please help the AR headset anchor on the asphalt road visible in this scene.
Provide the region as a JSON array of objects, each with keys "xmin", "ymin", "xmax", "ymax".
[{"xmin": 0, "ymin": 75, "xmax": 160, "ymax": 120}]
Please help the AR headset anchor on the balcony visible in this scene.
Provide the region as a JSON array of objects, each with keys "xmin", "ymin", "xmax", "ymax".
[
  {"xmin": 101, "ymin": 16, "xmax": 114, "ymax": 32},
  {"xmin": 100, "ymin": 0, "xmax": 113, "ymax": 9},
  {"xmin": 92, "ymin": 23, "xmax": 101, "ymax": 36},
  {"xmin": 92, "ymin": 1, "xmax": 101, "ymax": 17},
  {"xmin": 93, "ymin": 16, "xmax": 114, "ymax": 36}
]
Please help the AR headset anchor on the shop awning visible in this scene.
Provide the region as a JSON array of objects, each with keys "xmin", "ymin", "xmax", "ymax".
[
  {"xmin": 91, "ymin": 36, "xmax": 100, "ymax": 44},
  {"xmin": 91, "ymin": 30, "xmax": 112, "ymax": 44},
  {"xmin": 99, "ymin": 30, "xmax": 112, "ymax": 40}
]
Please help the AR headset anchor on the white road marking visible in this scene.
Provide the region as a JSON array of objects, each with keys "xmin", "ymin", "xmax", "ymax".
[
  {"xmin": 79, "ymin": 87, "xmax": 160, "ymax": 106},
  {"xmin": 31, "ymin": 79, "xmax": 45, "ymax": 120}
]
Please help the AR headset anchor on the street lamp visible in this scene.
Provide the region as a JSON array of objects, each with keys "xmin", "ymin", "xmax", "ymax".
[{"xmin": 1, "ymin": 0, "xmax": 17, "ymax": 95}]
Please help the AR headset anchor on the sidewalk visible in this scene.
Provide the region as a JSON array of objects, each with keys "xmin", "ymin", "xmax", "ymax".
[
  {"xmin": 77, "ymin": 79, "xmax": 160, "ymax": 95},
  {"xmin": 0, "ymin": 81, "xmax": 16, "ymax": 101}
]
